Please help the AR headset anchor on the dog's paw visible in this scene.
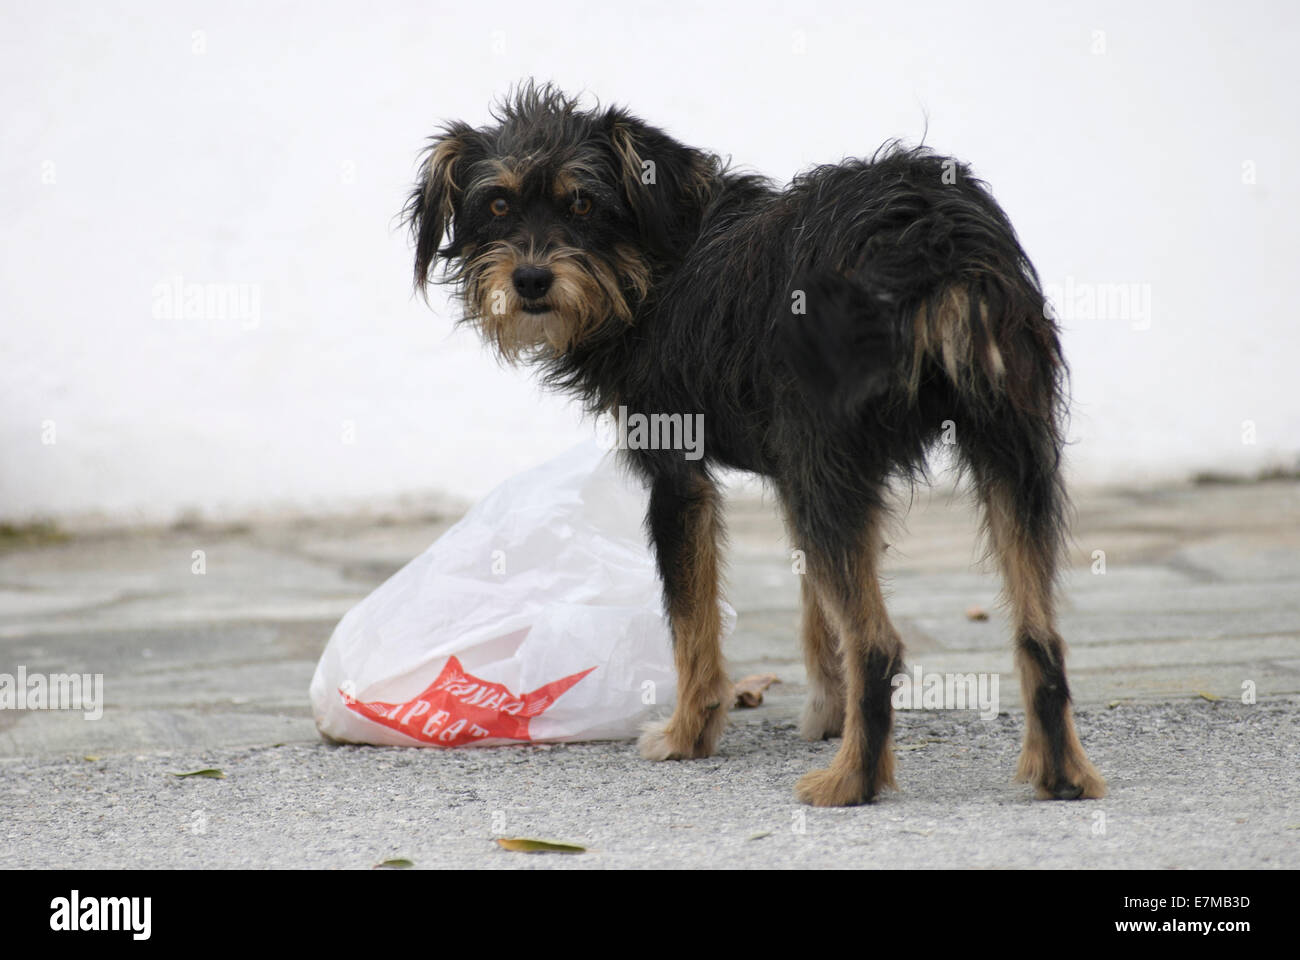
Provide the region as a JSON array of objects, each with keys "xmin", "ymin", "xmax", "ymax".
[
  {"xmin": 1024, "ymin": 773, "xmax": 1107, "ymax": 801},
  {"xmin": 639, "ymin": 684, "xmax": 731, "ymax": 760},
  {"xmin": 799, "ymin": 695, "xmax": 844, "ymax": 741},
  {"xmin": 1016, "ymin": 749, "xmax": 1107, "ymax": 800},
  {"xmin": 795, "ymin": 765, "xmax": 872, "ymax": 807},
  {"xmin": 638, "ymin": 704, "xmax": 727, "ymax": 760},
  {"xmin": 1035, "ymin": 768, "xmax": 1107, "ymax": 801},
  {"xmin": 638, "ymin": 720, "xmax": 692, "ymax": 761},
  {"xmin": 638, "ymin": 719, "xmax": 721, "ymax": 760}
]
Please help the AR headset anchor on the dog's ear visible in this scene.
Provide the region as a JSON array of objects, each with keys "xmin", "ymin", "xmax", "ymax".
[
  {"xmin": 601, "ymin": 109, "xmax": 718, "ymax": 258},
  {"xmin": 404, "ymin": 122, "xmax": 474, "ymax": 294}
]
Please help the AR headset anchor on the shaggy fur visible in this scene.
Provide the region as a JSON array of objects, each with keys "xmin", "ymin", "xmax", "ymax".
[{"xmin": 403, "ymin": 82, "xmax": 1105, "ymax": 806}]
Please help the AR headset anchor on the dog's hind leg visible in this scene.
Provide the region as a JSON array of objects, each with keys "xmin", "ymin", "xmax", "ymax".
[
  {"xmin": 790, "ymin": 505, "xmax": 905, "ymax": 806},
  {"xmin": 962, "ymin": 410, "xmax": 1106, "ymax": 800},
  {"xmin": 797, "ymin": 574, "xmax": 845, "ymax": 740},
  {"xmin": 638, "ymin": 471, "xmax": 732, "ymax": 760}
]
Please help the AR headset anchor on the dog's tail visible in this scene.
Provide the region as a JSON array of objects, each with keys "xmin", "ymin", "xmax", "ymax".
[
  {"xmin": 779, "ymin": 245, "xmax": 1062, "ymax": 425},
  {"xmin": 777, "ymin": 151, "xmax": 1064, "ymax": 424}
]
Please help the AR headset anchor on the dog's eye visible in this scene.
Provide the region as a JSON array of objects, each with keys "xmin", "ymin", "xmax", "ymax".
[
  {"xmin": 490, "ymin": 198, "xmax": 510, "ymax": 217},
  {"xmin": 570, "ymin": 196, "xmax": 592, "ymax": 217}
]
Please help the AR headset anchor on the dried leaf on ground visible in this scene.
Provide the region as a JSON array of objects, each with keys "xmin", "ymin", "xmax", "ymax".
[
  {"xmin": 496, "ymin": 837, "xmax": 585, "ymax": 854},
  {"xmin": 733, "ymin": 673, "xmax": 781, "ymax": 708}
]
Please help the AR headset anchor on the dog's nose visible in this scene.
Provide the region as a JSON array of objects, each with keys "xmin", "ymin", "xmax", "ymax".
[{"xmin": 512, "ymin": 265, "xmax": 553, "ymax": 299}]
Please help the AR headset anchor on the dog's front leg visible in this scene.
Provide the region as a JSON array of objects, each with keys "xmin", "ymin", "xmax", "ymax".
[{"xmin": 638, "ymin": 471, "xmax": 731, "ymax": 760}]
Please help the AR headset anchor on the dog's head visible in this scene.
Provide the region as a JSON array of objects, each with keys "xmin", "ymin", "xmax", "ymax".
[{"xmin": 403, "ymin": 82, "xmax": 719, "ymax": 360}]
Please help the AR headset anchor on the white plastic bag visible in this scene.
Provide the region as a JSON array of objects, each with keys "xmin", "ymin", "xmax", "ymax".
[{"xmin": 310, "ymin": 440, "xmax": 733, "ymax": 747}]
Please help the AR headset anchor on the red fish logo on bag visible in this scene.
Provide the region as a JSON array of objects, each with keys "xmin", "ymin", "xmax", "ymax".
[{"xmin": 342, "ymin": 656, "xmax": 597, "ymax": 746}]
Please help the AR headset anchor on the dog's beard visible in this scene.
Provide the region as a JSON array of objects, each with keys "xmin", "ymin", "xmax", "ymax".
[{"xmin": 453, "ymin": 243, "xmax": 649, "ymax": 361}]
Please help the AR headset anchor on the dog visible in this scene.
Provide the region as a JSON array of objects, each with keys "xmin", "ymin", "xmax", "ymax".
[{"xmin": 403, "ymin": 82, "xmax": 1105, "ymax": 806}]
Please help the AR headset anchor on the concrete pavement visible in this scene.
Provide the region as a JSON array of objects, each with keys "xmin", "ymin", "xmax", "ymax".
[{"xmin": 2, "ymin": 478, "xmax": 1298, "ymax": 868}]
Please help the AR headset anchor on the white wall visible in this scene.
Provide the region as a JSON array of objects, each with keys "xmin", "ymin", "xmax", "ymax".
[{"xmin": 3, "ymin": 0, "xmax": 1297, "ymax": 525}]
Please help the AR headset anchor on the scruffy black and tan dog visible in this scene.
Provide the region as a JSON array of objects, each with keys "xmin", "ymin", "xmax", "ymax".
[{"xmin": 404, "ymin": 83, "xmax": 1105, "ymax": 806}]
